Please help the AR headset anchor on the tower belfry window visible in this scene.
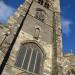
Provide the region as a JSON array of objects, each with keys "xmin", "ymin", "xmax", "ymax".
[
  {"xmin": 15, "ymin": 42, "xmax": 44, "ymax": 74},
  {"xmin": 44, "ymin": 2, "xmax": 49, "ymax": 9},
  {"xmin": 38, "ymin": 0, "xmax": 43, "ymax": 5}
]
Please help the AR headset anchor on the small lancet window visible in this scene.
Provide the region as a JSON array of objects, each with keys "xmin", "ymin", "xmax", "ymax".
[{"xmin": 38, "ymin": 0, "xmax": 43, "ymax": 5}]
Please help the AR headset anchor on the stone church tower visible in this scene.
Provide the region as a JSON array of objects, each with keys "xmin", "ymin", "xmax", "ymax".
[{"xmin": 0, "ymin": 0, "xmax": 62, "ymax": 75}]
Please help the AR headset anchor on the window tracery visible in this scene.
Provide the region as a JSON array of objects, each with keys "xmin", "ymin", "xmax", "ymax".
[
  {"xmin": 35, "ymin": 8, "xmax": 46, "ymax": 22},
  {"xmin": 15, "ymin": 42, "xmax": 44, "ymax": 74}
]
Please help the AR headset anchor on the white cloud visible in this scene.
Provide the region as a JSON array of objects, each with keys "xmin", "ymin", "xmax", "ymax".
[
  {"xmin": 0, "ymin": 1, "xmax": 15, "ymax": 24},
  {"xmin": 61, "ymin": 18, "xmax": 72, "ymax": 36}
]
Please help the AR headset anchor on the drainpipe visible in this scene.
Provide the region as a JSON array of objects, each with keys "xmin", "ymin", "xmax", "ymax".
[{"xmin": 0, "ymin": 0, "xmax": 33, "ymax": 74}]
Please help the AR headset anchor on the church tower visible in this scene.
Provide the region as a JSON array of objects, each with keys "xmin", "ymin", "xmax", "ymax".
[{"xmin": 0, "ymin": 0, "xmax": 62, "ymax": 75}]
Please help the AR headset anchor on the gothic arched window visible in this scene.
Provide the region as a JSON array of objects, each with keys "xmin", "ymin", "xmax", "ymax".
[
  {"xmin": 35, "ymin": 8, "xmax": 46, "ymax": 22},
  {"xmin": 15, "ymin": 42, "xmax": 44, "ymax": 74}
]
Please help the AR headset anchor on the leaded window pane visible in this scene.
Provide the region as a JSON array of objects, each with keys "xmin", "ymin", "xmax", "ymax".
[
  {"xmin": 35, "ymin": 51, "xmax": 42, "ymax": 74},
  {"xmin": 29, "ymin": 50, "xmax": 37, "ymax": 72},
  {"xmin": 23, "ymin": 48, "xmax": 31, "ymax": 69},
  {"xmin": 15, "ymin": 45, "xmax": 27, "ymax": 67}
]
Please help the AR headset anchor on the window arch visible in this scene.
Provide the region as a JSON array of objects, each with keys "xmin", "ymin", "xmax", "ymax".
[{"xmin": 15, "ymin": 42, "xmax": 44, "ymax": 74}]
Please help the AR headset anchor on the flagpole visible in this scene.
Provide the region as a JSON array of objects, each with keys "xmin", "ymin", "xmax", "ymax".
[{"xmin": 0, "ymin": 0, "xmax": 33, "ymax": 74}]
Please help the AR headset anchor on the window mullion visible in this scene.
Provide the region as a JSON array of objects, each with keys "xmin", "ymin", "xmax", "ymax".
[
  {"xmin": 27, "ymin": 48, "xmax": 34, "ymax": 70},
  {"xmin": 33, "ymin": 50, "xmax": 38, "ymax": 72},
  {"xmin": 15, "ymin": 43, "xmax": 44, "ymax": 75},
  {"xmin": 21, "ymin": 47, "xmax": 28, "ymax": 68}
]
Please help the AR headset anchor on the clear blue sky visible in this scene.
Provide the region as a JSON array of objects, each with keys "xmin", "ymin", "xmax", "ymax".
[
  {"xmin": 60, "ymin": 0, "xmax": 75, "ymax": 54},
  {"xmin": 0, "ymin": 0, "xmax": 75, "ymax": 54}
]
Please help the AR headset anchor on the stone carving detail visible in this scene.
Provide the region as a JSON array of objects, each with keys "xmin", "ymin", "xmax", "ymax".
[{"xmin": 33, "ymin": 26, "xmax": 40, "ymax": 39}]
